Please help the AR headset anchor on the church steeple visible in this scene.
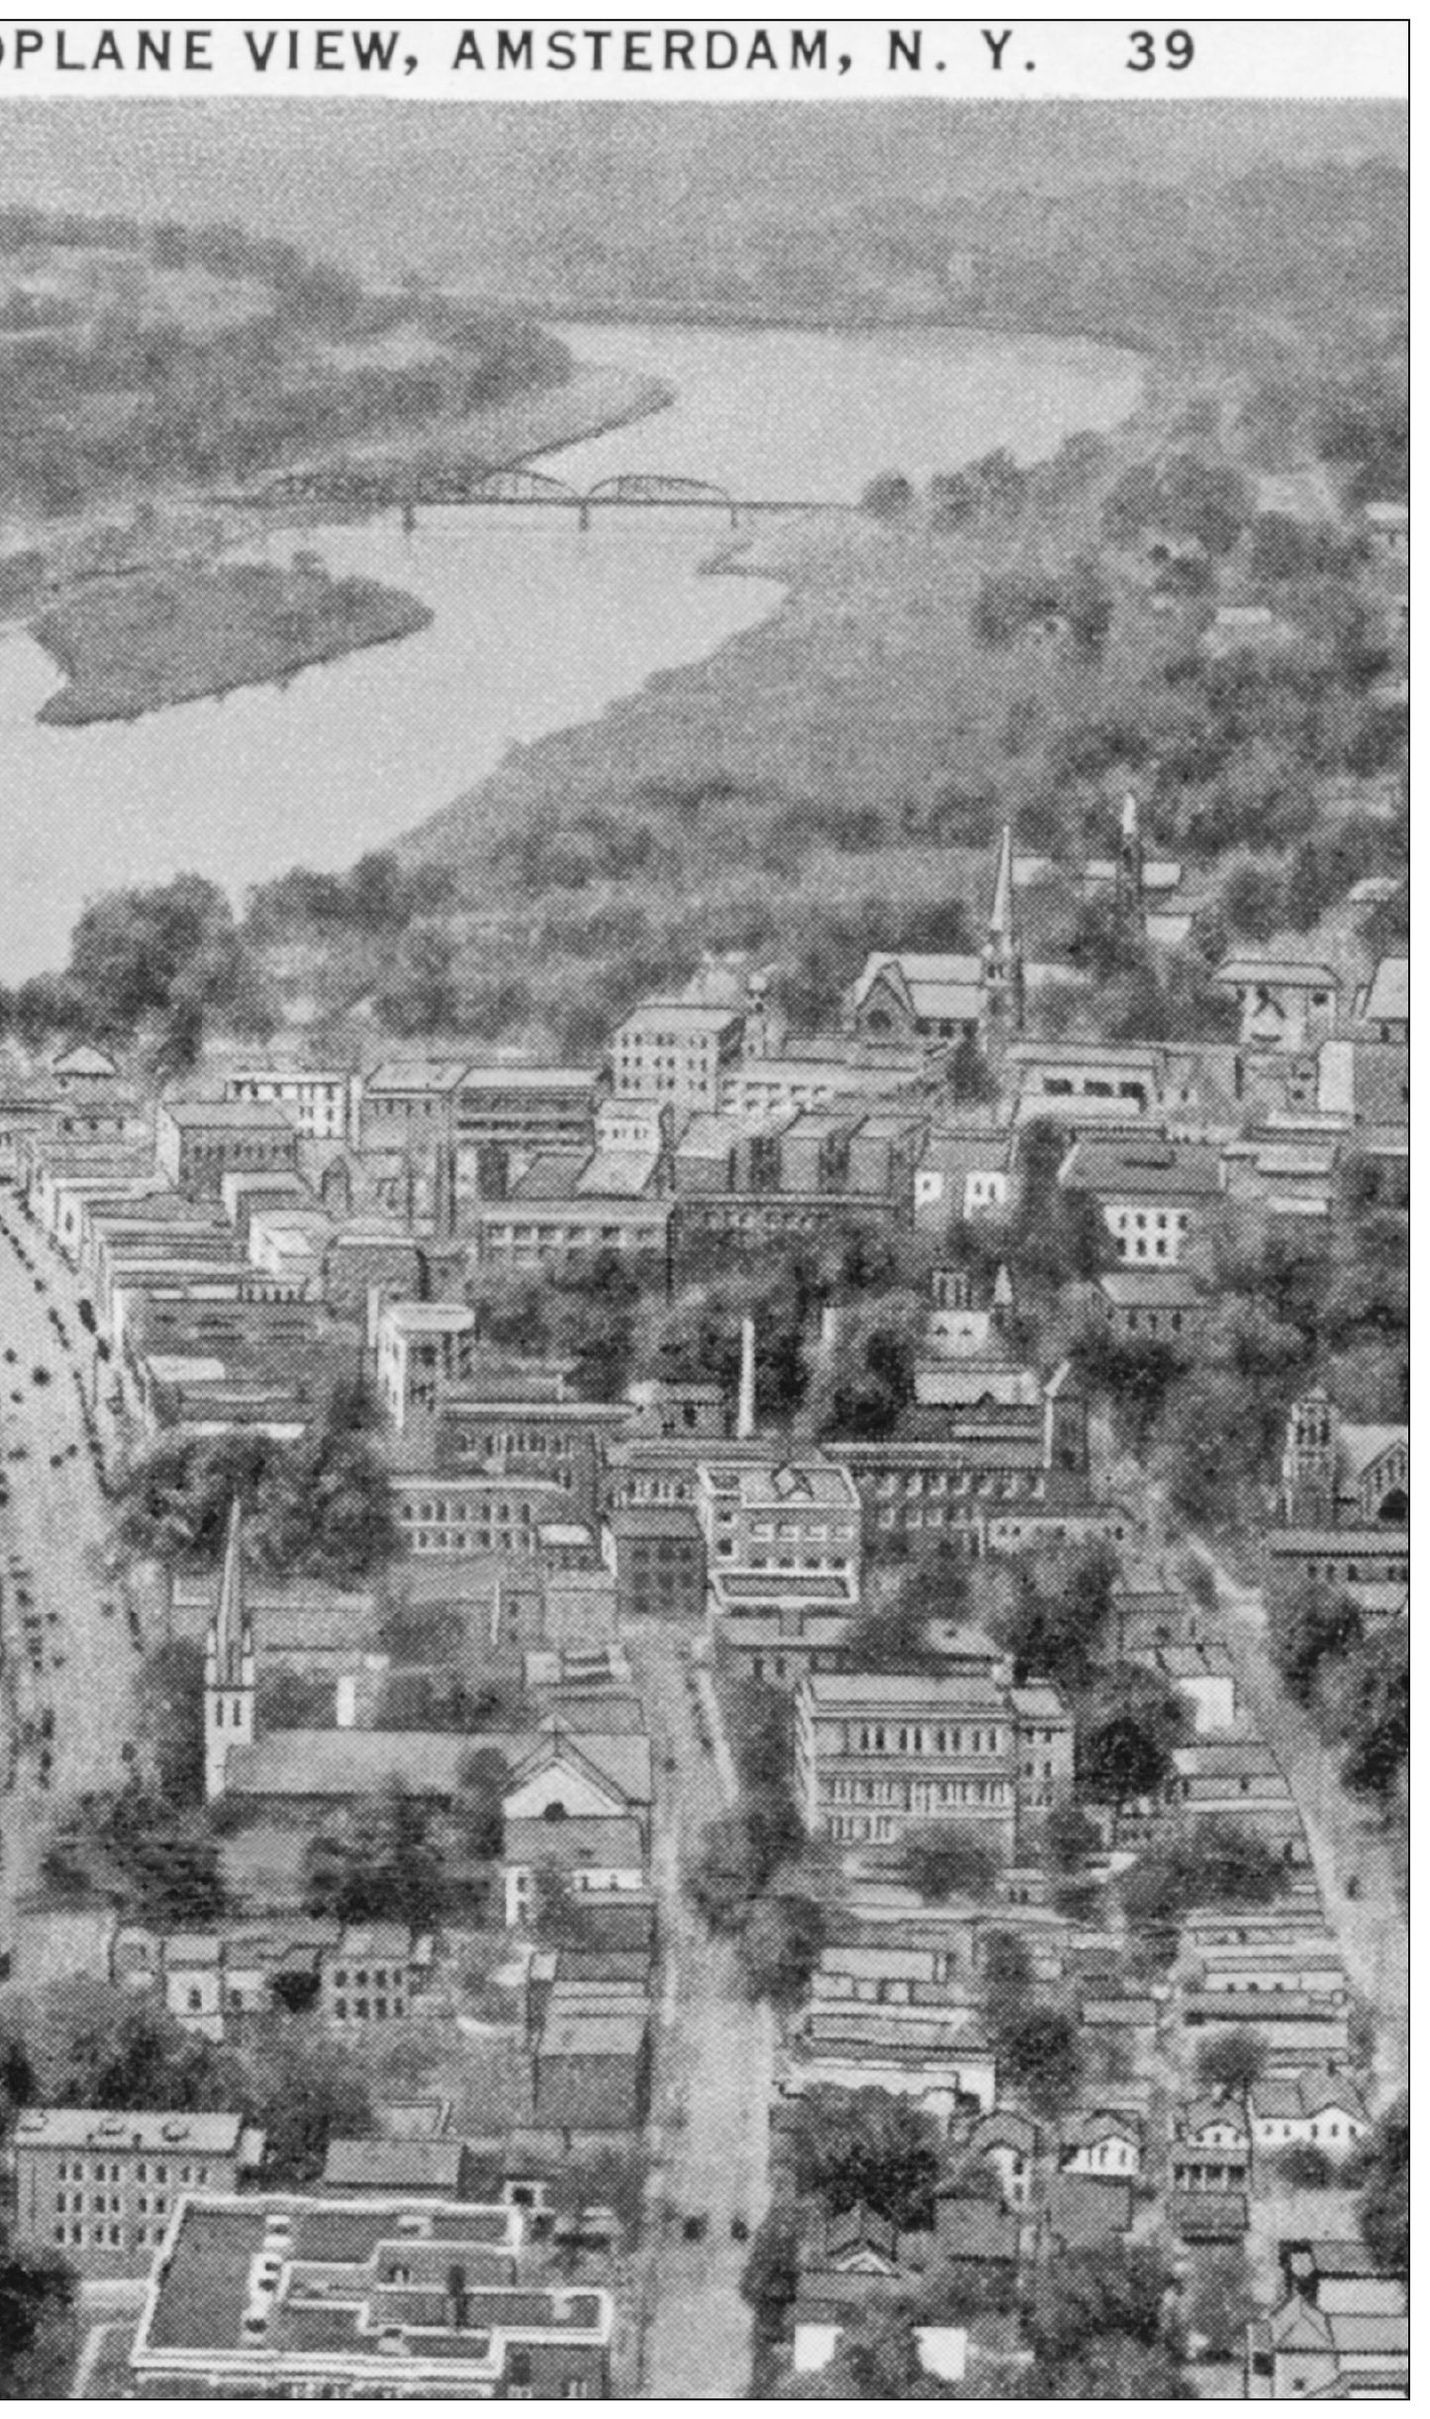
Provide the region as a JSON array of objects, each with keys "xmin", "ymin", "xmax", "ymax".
[
  {"xmin": 982, "ymin": 823, "xmax": 1025, "ymax": 1034},
  {"xmin": 204, "ymin": 1497, "xmax": 256, "ymax": 1801}
]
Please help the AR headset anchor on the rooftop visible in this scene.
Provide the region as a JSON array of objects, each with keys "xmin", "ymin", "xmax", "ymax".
[{"xmin": 13, "ymin": 2106, "xmax": 247, "ymax": 2154}]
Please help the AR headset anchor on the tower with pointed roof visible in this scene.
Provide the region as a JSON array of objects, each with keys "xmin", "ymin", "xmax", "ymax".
[
  {"xmin": 981, "ymin": 823, "xmax": 1025, "ymax": 1036},
  {"xmin": 204, "ymin": 1498, "xmax": 256, "ymax": 1802},
  {"xmin": 1115, "ymin": 790, "xmax": 1147, "ymax": 939}
]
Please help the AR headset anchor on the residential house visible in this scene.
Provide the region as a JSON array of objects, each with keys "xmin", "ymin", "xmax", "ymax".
[
  {"xmin": 1171, "ymin": 2097, "xmax": 1252, "ymax": 2196},
  {"xmin": 965, "ymin": 2110, "xmax": 1040, "ymax": 2211},
  {"xmin": 1247, "ymin": 2071, "xmax": 1371, "ymax": 2164},
  {"xmin": 1354, "ymin": 954, "xmax": 1408, "ymax": 1045},
  {"xmin": 1057, "ymin": 2110, "xmax": 1142, "ymax": 2179}
]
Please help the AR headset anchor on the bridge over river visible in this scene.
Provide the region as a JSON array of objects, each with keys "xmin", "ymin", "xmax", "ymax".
[{"xmin": 245, "ymin": 462, "xmax": 841, "ymax": 528}]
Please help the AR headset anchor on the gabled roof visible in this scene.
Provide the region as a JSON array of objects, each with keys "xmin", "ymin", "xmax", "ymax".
[
  {"xmin": 1215, "ymin": 956, "xmax": 1339, "ymax": 991},
  {"xmin": 1360, "ymin": 955, "xmax": 1409, "ymax": 1023}
]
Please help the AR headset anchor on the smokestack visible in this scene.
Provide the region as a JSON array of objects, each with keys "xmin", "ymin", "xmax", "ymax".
[
  {"xmin": 820, "ymin": 1303, "xmax": 840, "ymax": 1357},
  {"xmin": 736, "ymin": 1315, "xmax": 757, "ymax": 1441}
]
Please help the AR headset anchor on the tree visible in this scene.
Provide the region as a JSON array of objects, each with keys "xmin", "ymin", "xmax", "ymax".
[
  {"xmin": 1276, "ymin": 2141, "xmax": 1334, "ymax": 2190},
  {"xmin": 993, "ymin": 1543, "xmax": 1115, "ymax": 1691},
  {"xmin": 453, "ymin": 1746, "xmax": 509, "ymax": 1863},
  {"xmin": 687, "ymin": 1799, "xmax": 802, "ymax": 1936},
  {"xmin": 65, "ymin": 873, "xmax": 251, "ymax": 1043},
  {"xmin": 1331, "ymin": 1618, "xmax": 1408, "ymax": 1809},
  {"xmin": 1185, "ymin": 2244, "xmax": 1257, "ymax": 2363},
  {"xmin": 5, "ymin": 1977, "xmax": 236, "ymax": 2115},
  {"xmin": 985, "ymin": 2001, "xmax": 1082, "ymax": 2118},
  {"xmin": 741, "ymin": 2202, "xmax": 800, "ymax": 2344},
  {"xmin": 1076, "ymin": 1665, "xmax": 1188, "ymax": 1814},
  {"xmin": 1029, "ymin": 2240, "xmax": 1180, "ymax": 2366},
  {"xmin": 862, "ymin": 471, "xmax": 914, "ymax": 521},
  {"xmin": 1030, "ymin": 2340, "xmax": 1195, "ymax": 2399},
  {"xmin": 137, "ymin": 1637, "xmax": 207, "ymax": 1803},
  {"xmin": 303, "ymin": 1781, "xmax": 446, "ymax": 1929},
  {"xmin": 1358, "ymin": 2095, "xmax": 1408, "ymax": 2277},
  {"xmin": 244, "ymin": 2026, "xmax": 374, "ymax": 2187},
  {"xmin": 842, "ymin": 1550, "xmax": 968, "ymax": 1676},
  {"xmin": 1268, "ymin": 1585, "xmax": 1364, "ymax": 1710},
  {"xmin": 0, "ymin": 2225, "xmax": 76, "ymax": 2401},
  {"xmin": 43, "ymin": 1787, "xmax": 228, "ymax": 1928},
  {"xmin": 899, "ymin": 1821, "xmax": 1003, "ymax": 1904},
  {"xmin": 790, "ymin": 2086, "xmax": 940, "ymax": 2231},
  {"xmin": 1194, "ymin": 2029, "xmax": 1267, "ymax": 2097},
  {"xmin": 738, "ymin": 1888, "xmax": 829, "ymax": 2012}
]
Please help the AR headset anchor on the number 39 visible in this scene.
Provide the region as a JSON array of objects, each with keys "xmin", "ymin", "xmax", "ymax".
[{"xmin": 1128, "ymin": 28, "xmax": 1195, "ymax": 70}]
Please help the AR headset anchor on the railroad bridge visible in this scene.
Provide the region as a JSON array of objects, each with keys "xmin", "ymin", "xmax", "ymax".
[{"xmin": 253, "ymin": 462, "xmax": 833, "ymax": 527}]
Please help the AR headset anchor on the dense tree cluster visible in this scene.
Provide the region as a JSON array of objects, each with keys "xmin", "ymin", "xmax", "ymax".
[{"xmin": 117, "ymin": 1379, "xmax": 399, "ymax": 1583}]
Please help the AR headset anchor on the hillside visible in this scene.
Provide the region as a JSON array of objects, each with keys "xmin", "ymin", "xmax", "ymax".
[
  {"xmin": 0, "ymin": 204, "xmax": 574, "ymax": 521},
  {"xmin": 0, "ymin": 98, "xmax": 1406, "ymax": 339}
]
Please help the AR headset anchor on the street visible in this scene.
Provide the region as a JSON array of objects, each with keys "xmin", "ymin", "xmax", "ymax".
[
  {"xmin": 626, "ymin": 1621, "xmax": 775, "ymax": 2400},
  {"xmin": 1179, "ymin": 1531, "xmax": 1409, "ymax": 2103},
  {"xmin": 0, "ymin": 1188, "xmax": 136, "ymax": 1968}
]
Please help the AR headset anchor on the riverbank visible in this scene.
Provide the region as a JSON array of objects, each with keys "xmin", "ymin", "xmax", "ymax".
[{"xmin": 32, "ymin": 558, "xmax": 433, "ymax": 727}]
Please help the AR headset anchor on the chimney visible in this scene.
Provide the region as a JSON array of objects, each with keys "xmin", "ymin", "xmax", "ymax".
[
  {"xmin": 736, "ymin": 1315, "xmax": 757, "ymax": 1441},
  {"xmin": 820, "ymin": 1303, "xmax": 840, "ymax": 1357}
]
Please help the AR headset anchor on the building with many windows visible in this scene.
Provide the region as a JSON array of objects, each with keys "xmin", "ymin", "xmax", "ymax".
[
  {"xmin": 12, "ymin": 2107, "xmax": 261, "ymax": 2278},
  {"xmin": 611, "ymin": 999, "xmax": 745, "ymax": 1118},
  {"xmin": 795, "ymin": 1671, "xmax": 1072, "ymax": 1855}
]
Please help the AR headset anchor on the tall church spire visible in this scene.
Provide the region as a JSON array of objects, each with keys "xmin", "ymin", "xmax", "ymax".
[
  {"xmin": 205, "ymin": 1497, "xmax": 255, "ymax": 1800},
  {"xmin": 982, "ymin": 823, "xmax": 1025, "ymax": 1035}
]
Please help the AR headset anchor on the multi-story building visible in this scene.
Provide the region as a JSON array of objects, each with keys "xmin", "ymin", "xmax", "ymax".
[
  {"xmin": 1060, "ymin": 1135, "xmax": 1222, "ymax": 1267},
  {"xmin": 156, "ymin": 1099, "xmax": 301, "ymax": 1198},
  {"xmin": 357, "ymin": 1059, "xmax": 465, "ymax": 1152},
  {"xmin": 454, "ymin": 1064, "xmax": 598, "ymax": 1197},
  {"xmin": 392, "ymin": 1473, "xmax": 573, "ymax": 1558},
  {"xmin": 225, "ymin": 1067, "xmax": 355, "ymax": 1142},
  {"xmin": 475, "ymin": 1194, "xmax": 673, "ymax": 1271},
  {"xmin": 823, "ymin": 1363, "xmax": 1092, "ymax": 1553},
  {"xmin": 12, "ymin": 2107, "xmax": 261, "ymax": 2278},
  {"xmin": 375, "ymin": 1299, "xmax": 476, "ymax": 1431},
  {"xmin": 696, "ymin": 1456, "xmax": 864, "ymax": 1679},
  {"xmin": 606, "ymin": 1504, "xmax": 707, "ymax": 1624},
  {"xmin": 437, "ymin": 1384, "xmax": 631, "ymax": 1528},
  {"xmin": 611, "ymin": 999, "xmax": 745, "ymax": 1118},
  {"xmin": 795, "ymin": 1670, "xmax": 1072, "ymax": 1854},
  {"xmin": 128, "ymin": 2194, "xmax": 614, "ymax": 2398}
]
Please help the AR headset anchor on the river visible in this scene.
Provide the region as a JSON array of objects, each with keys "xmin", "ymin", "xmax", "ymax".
[{"xmin": 0, "ymin": 322, "xmax": 1141, "ymax": 979}]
